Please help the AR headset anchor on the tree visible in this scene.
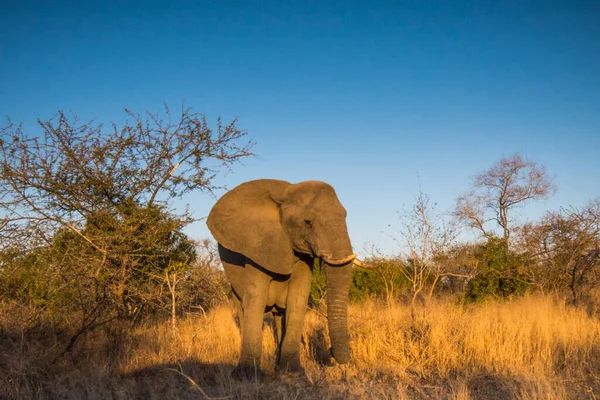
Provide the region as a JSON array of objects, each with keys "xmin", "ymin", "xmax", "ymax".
[
  {"xmin": 0, "ymin": 105, "xmax": 253, "ymax": 331},
  {"xmin": 455, "ymin": 154, "xmax": 556, "ymax": 243},
  {"xmin": 517, "ymin": 199, "xmax": 600, "ymax": 303},
  {"xmin": 0, "ymin": 105, "xmax": 252, "ymax": 251},
  {"xmin": 453, "ymin": 154, "xmax": 557, "ymax": 301},
  {"xmin": 393, "ymin": 189, "xmax": 459, "ymax": 305}
]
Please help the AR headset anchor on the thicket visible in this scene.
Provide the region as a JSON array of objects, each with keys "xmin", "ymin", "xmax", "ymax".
[{"xmin": 0, "ymin": 105, "xmax": 252, "ymax": 355}]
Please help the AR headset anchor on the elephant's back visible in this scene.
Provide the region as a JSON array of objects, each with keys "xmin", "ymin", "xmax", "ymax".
[{"xmin": 219, "ymin": 179, "xmax": 290, "ymax": 202}]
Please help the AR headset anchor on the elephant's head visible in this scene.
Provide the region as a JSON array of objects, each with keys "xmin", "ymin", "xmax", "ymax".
[{"xmin": 206, "ymin": 179, "xmax": 355, "ymax": 364}]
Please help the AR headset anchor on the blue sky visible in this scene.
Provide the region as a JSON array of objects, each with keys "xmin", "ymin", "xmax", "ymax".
[{"xmin": 1, "ymin": 1, "xmax": 599, "ymax": 255}]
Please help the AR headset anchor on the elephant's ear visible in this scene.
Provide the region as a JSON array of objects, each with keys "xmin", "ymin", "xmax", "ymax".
[{"xmin": 207, "ymin": 179, "xmax": 295, "ymax": 275}]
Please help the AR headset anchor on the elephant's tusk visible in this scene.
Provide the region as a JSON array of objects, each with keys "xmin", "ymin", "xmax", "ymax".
[
  {"xmin": 322, "ymin": 253, "xmax": 356, "ymax": 265},
  {"xmin": 353, "ymin": 259, "xmax": 378, "ymax": 269}
]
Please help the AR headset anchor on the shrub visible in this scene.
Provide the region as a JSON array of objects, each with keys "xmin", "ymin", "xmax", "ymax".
[{"xmin": 464, "ymin": 237, "xmax": 530, "ymax": 302}]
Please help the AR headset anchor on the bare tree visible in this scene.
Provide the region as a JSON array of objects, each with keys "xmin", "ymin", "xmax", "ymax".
[
  {"xmin": 394, "ymin": 190, "xmax": 459, "ymax": 305},
  {"xmin": 455, "ymin": 154, "xmax": 557, "ymax": 243},
  {"xmin": 0, "ymin": 105, "xmax": 253, "ymax": 252}
]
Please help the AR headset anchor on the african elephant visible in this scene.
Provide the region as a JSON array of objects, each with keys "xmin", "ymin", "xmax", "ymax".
[{"xmin": 206, "ymin": 179, "xmax": 361, "ymax": 378}]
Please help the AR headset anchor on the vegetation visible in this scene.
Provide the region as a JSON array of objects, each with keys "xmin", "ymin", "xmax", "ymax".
[
  {"xmin": 0, "ymin": 105, "xmax": 252, "ymax": 354},
  {"xmin": 1, "ymin": 105, "xmax": 599, "ymax": 398},
  {"xmin": 1, "ymin": 296, "xmax": 598, "ymax": 399}
]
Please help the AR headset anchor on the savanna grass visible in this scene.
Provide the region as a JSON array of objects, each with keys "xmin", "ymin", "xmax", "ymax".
[{"xmin": 1, "ymin": 295, "xmax": 599, "ymax": 399}]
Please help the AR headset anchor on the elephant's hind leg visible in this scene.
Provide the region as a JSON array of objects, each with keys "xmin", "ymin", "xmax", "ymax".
[
  {"xmin": 272, "ymin": 309, "xmax": 286, "ymax": 362},
  {"xmin": 230, "ymin": 290, "xmax": 244, "ymax": 335}
]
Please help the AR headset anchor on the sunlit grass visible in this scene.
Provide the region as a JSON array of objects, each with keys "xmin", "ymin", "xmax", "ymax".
[{"xmin": 1, "ymin": 295, "xmax": 599, "ymax": 399}]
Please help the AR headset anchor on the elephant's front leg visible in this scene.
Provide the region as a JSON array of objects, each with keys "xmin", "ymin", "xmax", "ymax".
[
  {"xmin": 278, "ymin": 258, "xmax": 312, "ymax": 373},
  {"xmin": 235, "ymin": 263, "xmax": 270, "ymax": 379}
]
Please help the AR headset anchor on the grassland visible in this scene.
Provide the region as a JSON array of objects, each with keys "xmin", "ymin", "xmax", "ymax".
[{"xmin": 1, "ymin": 295, "xmax": 599, "ymax": 399}]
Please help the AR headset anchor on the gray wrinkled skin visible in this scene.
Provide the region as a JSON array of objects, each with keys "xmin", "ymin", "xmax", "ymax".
[{"xmin": 207, "ymin": 179, "xmax": 354, "ymax": 378}]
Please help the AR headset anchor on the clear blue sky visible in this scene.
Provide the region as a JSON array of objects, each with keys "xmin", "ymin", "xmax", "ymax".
[{"xmin": 2, "ymin": 1, "xmax": 599, "ymax": 255}]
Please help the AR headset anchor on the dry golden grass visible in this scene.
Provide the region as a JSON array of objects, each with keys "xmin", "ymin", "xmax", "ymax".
[{"xmin": 1, "ymin": 295, "xmax": 599, "ymax": 399}]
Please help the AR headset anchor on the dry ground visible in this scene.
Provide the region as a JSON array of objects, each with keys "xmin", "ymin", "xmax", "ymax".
[{"xmin": 1, "ymin": 295, "xmax": 599, "ymax": 399}]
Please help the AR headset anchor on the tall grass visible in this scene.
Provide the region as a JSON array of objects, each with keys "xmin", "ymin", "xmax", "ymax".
[{"xmin": 1, "ymin": 295, "xmax": 599, "ymax": 399}]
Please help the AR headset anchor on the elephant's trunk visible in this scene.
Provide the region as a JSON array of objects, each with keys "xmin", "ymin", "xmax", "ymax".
[{"xmin": 325, "ymin": 261, "xmax": 353, "ymax": 364}]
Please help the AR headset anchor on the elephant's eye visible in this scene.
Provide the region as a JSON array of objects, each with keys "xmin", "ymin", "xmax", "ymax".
[{"xmin": 304, "ymin": 219, "xmax": 312, "ymax": 228}]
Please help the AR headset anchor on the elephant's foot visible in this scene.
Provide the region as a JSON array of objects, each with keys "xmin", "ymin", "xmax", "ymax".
[{"xmin": 231, "ymin": 364, "xmax": 264, "ymax": 380}]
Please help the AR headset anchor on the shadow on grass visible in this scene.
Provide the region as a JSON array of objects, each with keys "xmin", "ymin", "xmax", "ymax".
[
  {"xmin": 121, "ymin": 360, "xmax": 341, "ymax": 400},
  {"xmin": 467, "ymin": 374, "xmax": 520, "ymax": 400},
  {"xmin": 121, "ymin": 360, "xmax": 241, "ymax": 399}
]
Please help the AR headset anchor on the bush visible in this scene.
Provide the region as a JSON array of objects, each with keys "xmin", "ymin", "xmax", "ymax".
[
  {"xmin": 309, "ymin": 258, "xmax": 411, "ymax": 305},
  {"xmin": 464, "ymin": 237, "xmax": 530, "ymax": 302}
]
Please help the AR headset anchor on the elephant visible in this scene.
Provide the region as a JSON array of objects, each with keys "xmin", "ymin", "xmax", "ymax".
[{"xmin": 207, "ymin": 179, "xmax": 366, "ymax": 378}]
